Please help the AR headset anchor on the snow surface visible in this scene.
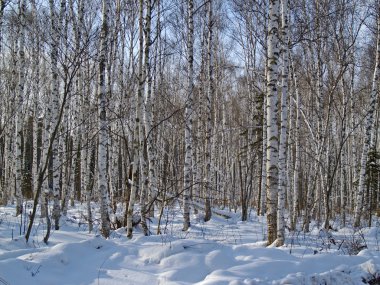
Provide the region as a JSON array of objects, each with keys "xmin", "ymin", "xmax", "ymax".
[{"xmin": 0, "ymin": 203, "xmax": 380, "ymax": 285}]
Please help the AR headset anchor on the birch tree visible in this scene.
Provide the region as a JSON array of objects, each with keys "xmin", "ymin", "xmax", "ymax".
[
  {"xmin": 98, "ymin": 0, "xmax": 111, "ymax": 238},
  {"xmin": 14, "ymin": 0, "xmax": 26, "ymax": 216},
  {"xmin": 67, "ymin": 0, "xmax": 84, "ymax": 212},
  {"xmin": 127, "ymin": 0, "xmax": 144, "ymax": 238},
  {"xmin": 140, "ymin": 0, "xmax": 153, "ymax": 236},
  {"xmin": 292, "ymin": 57, "xmax": 301, "ymax": 231},
  {"xmin": 0, "ymin": 3, "xmax": 5, "ymax": 205},
  {"xmin": 30, "ymin": 0, "xmax": 41, "ymax": 210},
  {"xmin": 50, "ymin": 0, "xmax": 67, "ymax": 231},
  {"xmin": 0, "ymin": 1, "xmax": 5, "ymax": 54},
  {"xmin": 276, "ymin": 0, "xmax": 289, "ymax": 247},
  {"xmin": 354, "ymin": 3, "xmax": 380, "ymax": 228},
  {"xmin": 183, "ymin": 0, "xmax": 194, "ymax": 231},
  {"xmin": 266, "ymin": 0, "xmax": 280, "ymax": 245},
  {"xmin": 204, "ymin": 0, "xmax": 213, "ymax": 222},
  {"xmin": 143, "ymin": 0, "xmax": 158, "ymax": 220}
]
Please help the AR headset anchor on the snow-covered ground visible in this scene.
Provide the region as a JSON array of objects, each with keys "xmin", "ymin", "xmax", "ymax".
[{"xmin": 0, "ymin": 203, "xmax": 380, "ymax": 285}]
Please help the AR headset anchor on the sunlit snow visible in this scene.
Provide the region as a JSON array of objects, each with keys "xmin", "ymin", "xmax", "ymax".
[{"xmin": 0, "ymin": 203, "xmax": 379, "ymax": 285}]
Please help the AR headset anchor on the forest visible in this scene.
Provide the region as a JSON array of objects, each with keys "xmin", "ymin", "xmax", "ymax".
[{"xmin": 0, "ymin": 0, "xmax": 379, "ymax": 249}]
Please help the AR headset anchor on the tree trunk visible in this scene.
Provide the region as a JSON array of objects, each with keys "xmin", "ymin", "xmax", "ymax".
[
  {"xmin": 86, "ymin": 143, "xmax": 96, "ymax": 233},
  {"xmin": 143, "ymin": 0, "xmax": 158, "ymax": 220},
  {"xmin": 292, "ymin": 58, "xmax": 301, "ymax": 231},
  {"xmin": 354, "ymin": 4, "xmax": 380, "ymax": 227},
  {"xmin": 98, "ymin": 0, "xmax": 111, "ymax": 239},
  {"xmin": 50, "ymin": 0, "xmax": 66, "ymax": 231},
  {"xmin": 266, "ymin": 0, "xmax": 280, "ymax": 246},
  {"xmin": 276, "ymin": 0, "xmax": 289, "ymax": 247},
  {"xmin": 204, "ymin": 0, "xmax": 213, "ymax": 223},
  {"xmin": 69, "ymin": 0, "xmax": 84, "ymax": 209},
  {"xmin": 15, "ymin": 0, "xmax": 26, "ymax": 216},
  {"xmin": 260, "ymin": 93, "xmax": 267, "ymax": 216},
  {"xmin": 0, "ymin": 0, "xmax": 5, "ymax": 55},
  {"xmin": 127, "ymin": 0, "xmax": 144, "ymax": 238},
  {"xmin": 183, "ymin": 0, "xmax": 194, "ymax": 231}
]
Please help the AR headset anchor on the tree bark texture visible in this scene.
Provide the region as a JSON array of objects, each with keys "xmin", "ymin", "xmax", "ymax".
[{"xmin": 266, "ymin": 0, "xmax": 280, "ymax": 246}]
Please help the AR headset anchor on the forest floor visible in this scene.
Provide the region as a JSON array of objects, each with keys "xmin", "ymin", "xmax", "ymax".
[{"xmin": 0, "ymin": 202, "xmax": 380, "ymax": 285}]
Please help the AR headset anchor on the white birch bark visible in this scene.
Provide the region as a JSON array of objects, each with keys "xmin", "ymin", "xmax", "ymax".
[
  {"xmin": 14, "ymin": 0, "xmax": 26, "ymax": 216},
  {"xmin": 204, "ymin": 0, "xmax": 213, "ymax": 222},
  {"xmin": 145, "ymin": 61, "xmax": 158, "ymax": 219},
  {"xmin": 61, "ymin": 3, "xmax": 71, "ymax": 217},
  {"xmin": 221, "ymin": 93, "xmax": 228, "ymax": 209},
  {"xmin": 4, "ymin": 125, "xmax": 14, "ymax": 206},
  {"xmin": 106, "ymin": 9, "xmax": 118, "ymax": 214},
  {"xmin": 139, "ymin": 0, "xmax": 155, "ymax": 236},
  {"xmin": 31, "ymin": 0, "xmax": 40, "ymax": 202},
  {"xmin": 127, "ymin": 0, "xmax": 144, "ymax": 238},
  {"xmin": 315, "ymin": 4, "xmax": 325, "ymax": 226},
  {"xmin": 139, "ymin": 138, "xmax": 149, "ymax": 235},
  {"xmin": 110, "ymin": 127, "xmax": 119, "ymax": 212},
  {"xmin": 349, "ymin": 58, "xmax": 357, "ymax": 213},
  {"xmin": 79, "ymin": 107, "xmax": 89, "ymax": 204},
  {"xmin": 68, "ymin": 0, "xmax": 84, "ymax": 208},
  {"xmin": 340, "ymin": 78, "xmax": 349, "ymax": 227},
  {"xmin": 2, "ymin": 11, "xmax": 19, "ymax": 207},
  {"xmin": 183, "ymin": 0, "xmax": 194, "ymax": 231},
  {"xmin": 8, "ymin": 26, "xmax": 18, "ymax": 208},
  {"xmin": 276, "ymin": 0, "xmax": 289, "ymax": 247},
  {"xmin": 0, "ymin": 0, "xmax": 5, "ymax": 204},
  {"xmin": 194, "ymin": 30, "xmax": 208, "ymax": 213},
  {"xmin": 347, "ymin": 60, "xmax": 356, "ymax": 218},
  {"xmin": 340, "ymin": 138, "xmax": 347, "ymax": 226},
  {"xmin": 259, "ymin": 10, "xmax": 269, "ymax": 217},
  {"xmin": 260, "ymin": 93, "xmax": 267, "ymax": 216},
  {"xmin": 194, "ymin": 90, "xmax": 203, "ymax": 212},
  {"xmin": 98, "ymin": 0, "xmax": 111, "ymax": 238},
  {"xmin": 40, "ymin": 93, "xmax": 52, "ymax": 220},
  {"xmin": 49, "ymin": 0, "xmax": 66, "ymax": 231},
  {"xmin": 144, "ymin": 12, "xmax": 161, "ymax": 216},
  {"xmin": 291, "ymin": 59, "xmax": 301, "ymax": 231},
  {"xmin": 86, "ymin": 143, "xmax": 96, "ymax": 233},
  {"xmin": 0, "ymin": 0, "xmax": 4, "ymax": 55},
  {"xmin": 286, "ymin": 92, "xmax": 293, "ymax": 223},
  {"xmin": 78, "ymin": 0, "xmax": 88, "ymax": 206},
  {"xmin": 266, "ymin": 0, "xmax": 280, "ymax": 245},
  {"xmin": 354, "ymin": 5, "xmax": 380, "ymax": 227}
]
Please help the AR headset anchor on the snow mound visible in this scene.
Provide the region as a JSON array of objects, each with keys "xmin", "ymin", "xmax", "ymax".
[{"xmin": 1, "ymin": 204, "xmax": 380, "ymax": 284}]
